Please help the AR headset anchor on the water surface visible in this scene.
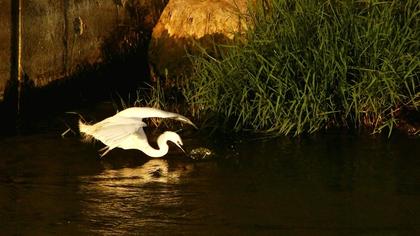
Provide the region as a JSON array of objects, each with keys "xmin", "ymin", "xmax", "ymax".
[{"xmin": 0, "ymin": 117, "xmax": 419, "ymax": 235}]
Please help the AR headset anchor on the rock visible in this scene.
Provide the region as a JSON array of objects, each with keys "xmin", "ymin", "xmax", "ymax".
[{"xmin": 148, "ymin": 0, "xmax": 251, "ymax": 78}]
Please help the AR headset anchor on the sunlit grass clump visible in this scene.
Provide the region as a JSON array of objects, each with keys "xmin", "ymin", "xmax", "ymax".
[{"xmin": 182, "ymin": 0, "xmax": 420, "ymax": 135}]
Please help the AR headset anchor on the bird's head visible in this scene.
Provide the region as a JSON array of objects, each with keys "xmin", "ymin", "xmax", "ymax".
[{"xmin": 164, "ymin": 131, "xmax": 185, "ymax": 153}]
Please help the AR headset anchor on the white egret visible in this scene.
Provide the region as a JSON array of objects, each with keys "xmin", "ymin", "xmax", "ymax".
[{"xmin": 79, "ymin": 107, "xmax": 197, "ymax": 157}]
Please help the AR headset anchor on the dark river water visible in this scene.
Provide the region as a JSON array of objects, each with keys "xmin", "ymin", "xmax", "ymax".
[{"xmin": 0, "ymin": 108, "xmax": 419, "ymax": 235}]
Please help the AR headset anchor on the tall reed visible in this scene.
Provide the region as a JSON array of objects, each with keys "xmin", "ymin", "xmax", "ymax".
[{"xmin": 182, "ymin": 0, "xmax": 420, "ymax": 135}]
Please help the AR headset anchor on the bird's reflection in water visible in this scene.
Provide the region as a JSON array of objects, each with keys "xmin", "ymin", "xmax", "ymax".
[
  {"xmin": 78, "ymin": 159, "xmax": 196, "ymax": 233},
  {"xmin": 81, "ymin": 159, "xmax": 194, "ymax": 189}
]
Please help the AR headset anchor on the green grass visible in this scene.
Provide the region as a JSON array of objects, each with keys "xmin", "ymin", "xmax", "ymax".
[{"xmin": 180, "ymin": 0, "xmax": 420, "ymax": 136}]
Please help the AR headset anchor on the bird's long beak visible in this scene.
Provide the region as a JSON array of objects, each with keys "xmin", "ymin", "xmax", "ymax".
[
  {"xmin": 175, "ymin": 142, "xmax": 186, "ymax": 154},
  {"xmin": 178, "ymin": 145, "xmax": 186, "ymax": 154}
]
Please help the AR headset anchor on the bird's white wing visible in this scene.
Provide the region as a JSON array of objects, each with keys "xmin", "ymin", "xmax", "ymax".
[
  {"xmin": 81, "ymin": 116, "xmax": 146, "ymax": 148},
  {"xmin": 115, "ymin": 107, "xmax": 197, "ymax": 128},
  {"xmin": 117, "ymin": 128, "xmax": 151, "ymax": 151}
]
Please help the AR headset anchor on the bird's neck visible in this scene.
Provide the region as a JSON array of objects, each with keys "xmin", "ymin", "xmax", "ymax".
[{"xmin": 141, "ymin": 134, "xmax": 169, "ymax": 158}]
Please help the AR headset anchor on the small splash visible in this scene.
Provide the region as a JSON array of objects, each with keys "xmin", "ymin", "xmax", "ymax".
[{"xmin": 188, "ymin": 147, "xmax": 215, "ymax": 161}]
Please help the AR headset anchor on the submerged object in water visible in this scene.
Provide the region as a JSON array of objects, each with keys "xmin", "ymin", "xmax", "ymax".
[{"xmin": 189, "ymin": 147, "xmax": 214, "ymax": 161}]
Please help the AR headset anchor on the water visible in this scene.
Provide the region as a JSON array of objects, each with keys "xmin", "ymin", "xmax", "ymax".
[{"xmin": 0, "ymin": 112, "xmax": 419, "ymax": 235}]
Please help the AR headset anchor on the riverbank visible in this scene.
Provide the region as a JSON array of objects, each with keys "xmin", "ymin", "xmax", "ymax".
[{"xmin": 163, "ymin": 0, "xmax": 419, "ymax": 136}]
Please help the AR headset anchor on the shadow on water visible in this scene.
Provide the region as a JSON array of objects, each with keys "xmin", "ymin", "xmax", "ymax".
[{"xmin": 0, "ymin": 108, "xmax": 419, "ymax": 235}]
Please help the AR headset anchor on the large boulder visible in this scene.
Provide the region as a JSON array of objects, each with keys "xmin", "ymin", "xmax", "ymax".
[{"xmin": 149, "ymin": 0, "xmax": 250, "ymax": 78}]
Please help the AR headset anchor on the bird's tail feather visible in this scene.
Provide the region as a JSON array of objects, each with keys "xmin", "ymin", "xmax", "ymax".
[
  {"xmin": 174, "ymin": 116, "xmax": 198, "ymax": 129},
  {"xmin": 79, "ymin": 120, "xmax": 94, "ymax": 142}
]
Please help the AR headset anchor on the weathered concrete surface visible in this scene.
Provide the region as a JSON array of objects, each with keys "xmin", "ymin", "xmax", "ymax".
[
  {"xmin": 21, "ymin": 0, "xmax": 165, "ymax": 87},
  {"xmin": 0, "ymin": 0, "xmax": 168, "ymax": 102},
  {"xmin": 149, "ymin": 0, "xmax": 250, "ymax": 77},
  {"xmin": 0, "ymin": 0, "xmax": 169, "ymax": 134},
  {"xmin": 0, "ymin": 0, "xmax": 11, "ymax": 101}
]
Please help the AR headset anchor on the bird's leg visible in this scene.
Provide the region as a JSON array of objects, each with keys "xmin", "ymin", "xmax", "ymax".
[
  {"xmin": 61, "ymin": 128, "xmax": 72, "ymax": 138},
  {"xmin": 98, "ymin": 146, "xmax": 111, "ymax": 157}
]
